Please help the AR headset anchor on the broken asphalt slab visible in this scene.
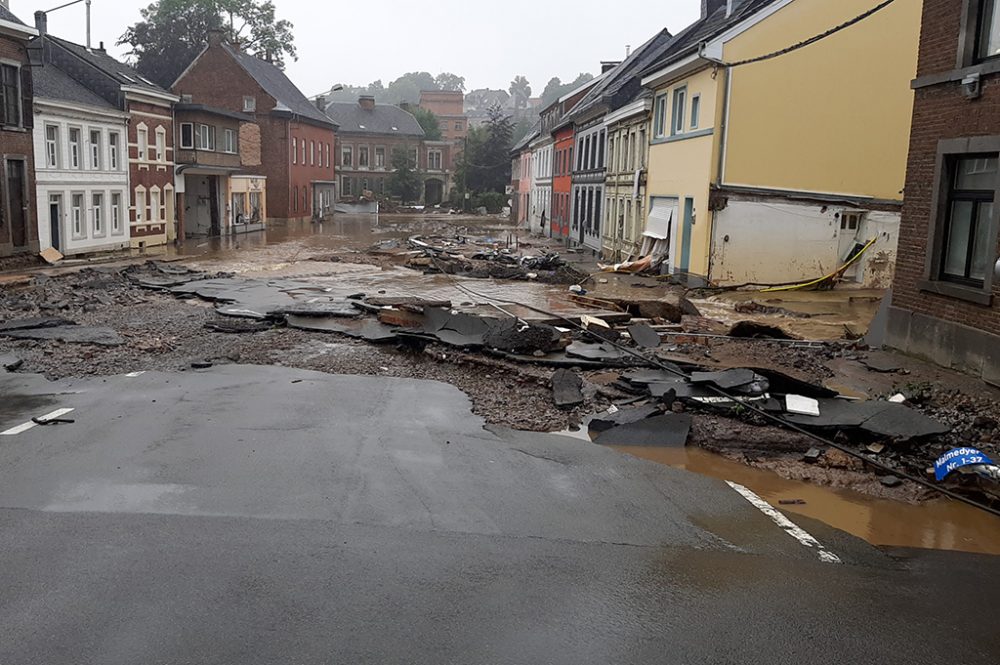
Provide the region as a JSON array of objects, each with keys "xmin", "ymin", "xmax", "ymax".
[
  {"xmin": 551, "ymin": 369, "xmax": 584, "ymax": 408},
  {"xmin": 627, "ymin": 323, "xmax": 661, "ymax": 349},
  {"xmin": 593, "ymin": 413, "xmax": 693, "ymax": 447},
  {"xmin": 690, "ymin": 369, "xmax": 760, "ymax": 390},
  {"xmin": 0, "ymin": 325, "xmax": 124, "ymax": 346},
  {"xmin": 284, "ymin": 315, "xmax": 399, "ymax": 343},
  {"xmin": 0, "ymin": 352, "xmax": 22, "ymax": 371},
  {"xmin": 588, "ymin": 404, "xmax": 662, "ymax": 433},
  {"xmin": 784, "ymin": 398, "xmax": 950, "ymax": 439},
  {"xmin": 0, "ymin": 317, "xmax": 75, "ymax": 332}
]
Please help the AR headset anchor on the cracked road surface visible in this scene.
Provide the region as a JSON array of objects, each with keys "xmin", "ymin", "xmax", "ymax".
[{"xmin": 0, "ymin": 365, "xmax": 997, "ymax": 664}]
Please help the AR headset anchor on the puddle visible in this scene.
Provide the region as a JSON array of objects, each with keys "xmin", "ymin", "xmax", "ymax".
[
  {"xmin": 0, "ymin": 394, "xmax": 57, "ymax": 428},
  {"xmin": 614, "ymin": 445, "xmax": 1000, "ymax": 555}
]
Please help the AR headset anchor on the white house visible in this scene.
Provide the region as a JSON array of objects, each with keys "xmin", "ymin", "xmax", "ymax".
[
  {"xmin": 529, "ymin": 133, "xmax": 552, "ymax": 235},
  {"xmin": 33, "ymin": 61, "xmax": 130, "ymax": 255}
]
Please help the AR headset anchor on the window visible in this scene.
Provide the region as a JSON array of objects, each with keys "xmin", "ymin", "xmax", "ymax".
[
  {"xmin": 325, "ymin": 143, "xmax": 330, "ymax": 168},
  {"xmin": 292, "ymin": 185, "xmax": 298, "ymax": 211},
  {"xmin": 92, "ymin": 193, "xmax": 104, "ymax": 234},
  {"xmin": 629, "ymin": 133, "xmax": 637, "ymax": 170},
  {"xmin": 358, "ymin": 145, "xmax": 370, "ymax": 167},
  {"xmin": 840, "ymin": 211, "xmax": 862, "ymax": 231},
  {"xmin": 180, "ymin": 123, "xmax": 194, "ymax": 149},
  {"xmin": 292, "ymin": 137, "xmax": 297, "ymax": 164},
  {"xmin": 155, "ymin": 127, "xmax": 165, "ymax": 161},
  {"xmin": 301, "ymin": 187, "xmax": 307, "ymax": 212},
  {"xmin": 638, "ymin": 128, "xmax": 647, "ymax": 168},
  {"xmin": 671, "ymin": 87, "xmax": 687, "ymax": 136},
  {"xmin": 109, "ymin": 133, "xmax": 120, "ymax": 170},
  {"xmin": 409, "ymin": 147, "xmax": 418, "ymax": 166},
  {"xmin": 69, "ymin": 128, "xmax": 81, "ymax": 169},
  {"xmin": 90, "ymin": 130, "xmax": 102, "ymax": 169},
  {"xmin": 310, "ymin": 140, "xmax": 315, "ymax": 165},
  {"xmin": 427, "ymin": 150, "xmax": 442, "ymax": 170},
  {"xmin": 111, "ymin": 193, "xmax": 121, "ymax": 233},
  {"xmin": 342, "ymin": 145, "xmax": 353, "ymax": 167},
  {"xmin": 978, "ymin": 0, "xmax": 1000, "ymax": 60},
  {"xmin": 223, "ymin": 129, "xmax": 237, "ymax": 154},
  {"xmin": 941, "ymin": 155, "xmax": 997, "ymax": 285},
  {"xmin": 135, "ymin": 188, "xmax": 146, "ymax": 223},
  {"xmin": 197, "ymin": 125, "xmax": 215, "ymax": 151},
  {"xmin": 653, "ymin": 94, "xmax": 667, "ymax": 138},
  {"xmin": 342, "ymin": 176, "xmax": 353, "ymax": 196},
  {"xmin": 45, "ymin": 126, "xmax": 59, "ymax": 168},
  {"xmin": 597, "ymin": 130, "xmax": 605, "ymax": 168},
  {"xmin": 149, "ymin": 188, "xmax": 161, "ymax": 222},
  {"xmin": 72, "ymin": 194, "xmax": 83, "ymax": 236},
  {"xmin": 243, "ymin": 96, "xmax": 256, "ymax": 113},
  {"xmin": 690, "ymin": 94, "xmax": 701, "ymax": 129},
  {"xmin": 455, "ymin": 121, "xmax": 462, "ymax": 131},
  {"xmin": 300, "ymin": 139, "xmax": 306, "ymax": 164},
  {"xmin": 0, "ymin": 63, "xmax": 21, "ymax": 127},
  {"xmin": 137, "ymin": 126, "xmax": 148, "ymax": 162}
]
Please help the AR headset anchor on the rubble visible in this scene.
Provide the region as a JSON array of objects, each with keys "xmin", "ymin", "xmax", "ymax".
[
  {"xmin": 593, "ymin": 414, "xmax": 693, "ymax": 447},
  {"xmin": 551, "ymin": 369, "xmax": 585, "ymax": 408}
]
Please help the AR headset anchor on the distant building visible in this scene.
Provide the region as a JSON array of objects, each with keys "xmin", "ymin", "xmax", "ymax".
[
  {"xmin": 173, "ymin": 30, "xmax": 338, "ymax": 223},
  {"xmin": 0, "ymin": 5, "xmax": 38, "ymax": 258},
  {"xmin": 32, "ymin": 59, "xmax": 130, "ymax": 255},
  {"xmin": 510, "ymin": 127, "xmax": 537, "ymax": 227},
  {"xmin": 418, "ymin": 90, "xmax": 467, "ymax": 143}
]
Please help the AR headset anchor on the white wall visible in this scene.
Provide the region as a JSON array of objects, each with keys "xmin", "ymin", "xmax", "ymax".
[
  {"xmin": 709, "ymin": 198, "xmax": 900, "ymax": 288},
  {"xmin": 34, "ymin": 104, "xmax": 130, "ymax": 255}
]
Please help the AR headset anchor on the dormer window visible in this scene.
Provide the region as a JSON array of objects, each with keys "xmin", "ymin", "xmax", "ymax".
[{"xmin": 243, "ymin": 96, "xmax": 256, "ymax": 112}]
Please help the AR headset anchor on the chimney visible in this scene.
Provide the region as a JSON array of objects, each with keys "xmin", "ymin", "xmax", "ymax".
[
  {"xmin": 701, "ymin": 0, "xmax": 726, "ymax": 18},
  {"xmin": 601, "ymin": 61, "xmax": 621, "ymax": 74},
  {"xmin": 207, "ymin": 29, "xmax": 225, "ymax": 47},
  {"xmin": 315, "ymin": 94, "xmax": 325, "ymax": 111},
  {"xmin": 726, "ymin": 0, "xmax": 748, "ymax": 16},
  {"xmin": 98, "ymin": 41, "xmax": 105, "ymax": 52},
  {"xmin": 359, "ymin": 95, "xmax": 375, "ymax": 111},
  {"xmin": 34, "ymin": 11, "xmax": 47, "ymax": 36},
  {"xmin": 625, "ymin": 45, "xmax": 631, "ymax": 58}
]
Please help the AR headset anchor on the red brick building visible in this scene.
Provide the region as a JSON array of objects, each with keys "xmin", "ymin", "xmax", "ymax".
[
  {"xmin": 888, "ymin": 0, "xmax": 1000, "ymax": 385},
  {"xmin": 552, "ymin": 126, "xmax": 575, "ymax": 238},
  {"xmin": 0, "ymin": 6, "xmax": 39, "ymax": 258},
  {"xmin": 173, "ymin": 31, "xmax": 337, "ymax": 222},
  {"xmin": 418, "ymin": 90, "xmax": 467, "ymax": 143}
]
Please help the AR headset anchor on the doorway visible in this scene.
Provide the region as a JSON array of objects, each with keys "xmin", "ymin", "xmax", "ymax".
[
  {"xmin": 49, "ymin": 194, "xmax": 62, "ymax": 251},
  {"xmin": 6, "ymin": 159, "xmax": 28, "ymax": 248}
]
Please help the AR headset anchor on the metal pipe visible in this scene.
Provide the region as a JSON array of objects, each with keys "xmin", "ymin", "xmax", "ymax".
[{"xmin": 86, "ymin": 0, "xmax": 91, "ymax": 49}]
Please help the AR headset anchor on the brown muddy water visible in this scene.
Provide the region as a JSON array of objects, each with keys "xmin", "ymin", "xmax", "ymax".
[{"xmin": 615, "ymin": 444, "xmax": 1000, "ymax": 556}]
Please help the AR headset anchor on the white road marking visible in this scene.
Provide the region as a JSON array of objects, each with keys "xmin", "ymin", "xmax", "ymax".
[
  {"xmin": 125, "ymin": 371, "xmax": 146, "ymax": 378},
  {"xmin": 1, "ymin": 408, "xmax": 76, "ymax": 436},
  {"xmin": 726, "ymin": 481, "xmax": 842, "ymax": 564}
]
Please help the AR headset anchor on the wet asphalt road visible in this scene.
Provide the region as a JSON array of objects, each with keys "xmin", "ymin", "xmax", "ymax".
[{"xmin": 0, "ymin": 365, "xmax": 998, "ymax": 664}]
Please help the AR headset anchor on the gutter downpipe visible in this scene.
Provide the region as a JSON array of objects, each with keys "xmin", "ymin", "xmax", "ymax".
[{"xmin": 700, "ymin": 42, "xmax": 729, "ymax": 286}]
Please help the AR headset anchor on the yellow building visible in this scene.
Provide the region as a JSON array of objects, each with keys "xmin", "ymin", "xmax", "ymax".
[{"xmin": 642, "ymin": 0, "xmax": 920, "ymax": 287}]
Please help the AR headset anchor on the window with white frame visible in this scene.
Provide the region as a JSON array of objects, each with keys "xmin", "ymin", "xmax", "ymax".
[
  {"xmin": 109, "ymin": 132, "xmax": 119, "ymax": 170},
  {"xmin": 653, "ymin": 94, "xmax": 667, "ymax": 138},
  {"xmin": 342, "ymin": 175, "xmax": 353, "ymax": 196},
  {"xmin": 90, "ymin": 129, "xmax": 102, "ymax": 169},
  {"xmin": 72, "ymin": 194, "xmax": 83, "ymax": 236},
  {"xmin": 149, "ymin": 188, "xmax": 161, "ymax": 222},
  {"xmin": 45, "ymin": 125, "xmax": 59, "ymax": 168},
  {"xmin": 180, "ymin": 123, "xmax": 194, "ymax": 149},
  {"xmin": 300, "ymin": 139, "xmax": 306, "ymax": 164},
  {"xmin": 375, "ymin": 146, "xmax": 386, "ymax": 168},
  {"xmin": 0, "ymin": 63, "xmax": 22, "ymax": 127},
  {"xmin": 111, "ymin": 193, "xmax": 122, "ymax": 233},
  {"xmin": 638, "ymin": 128, "xmax": 646, "ymax": 168},
  {"xmin": 223, "ymin": 128, "xmax": 237, "ymax": 154},
  {"xmin": 92, "ymin": 193, "xmax": 104, "ymax": 234},
  {"xmin": 427, "ymin": 150, "xmax": 442, "ymax": 170},
  {"xmin": 69, "ymin": 128, "xmax": 81, "ymax": 168},
  {"xmin": 135, "ymin": 188, "xmax": 146, "ymax": 223},
  {"xmin": 342, "ymin": 145, "xmax": 353, "ymax": 166},
  {"xmin": 137, "ymin": 125, "xmax": 148, "ymax": 162},
  {"xmin": 197, "ymin": 124, "xmax": 215, "ymax": 151},
  {"xmin": 155, "ymin": 127, "xmax": 165, "ymax": 161},
  {"xmin": 243, "ymin": 96, "xmax": 256, "ymax": 112},
  {"xmin": 292, "ymin": 136, "xmax": 297, "ymax": 164},
  {"xmin": 310, "ymin": 140, "xmax": 315, "ymax": 165},
  {"xmin": 325, "ymin": 143, "xmax": 330, "ymax": 168},
  {"xmin": 690, "ymin": 94, "xmax": 701, "ymax": 129},
  {"xmin": 359, "ymin": 145, "xmax": 370, "ymax": 167},
  {"xmin": 671, "ymin": 87, "xmax": 687, "ymax": 136}
]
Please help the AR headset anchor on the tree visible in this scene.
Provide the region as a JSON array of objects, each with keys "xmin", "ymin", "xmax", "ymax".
[
  {"xmin": 458, "ymin": 105, "xmax": 512, "ymax": 196},
  {"xmin": 540, "ymin": 77, "xmax": 563, "ymax": 107},
  {"xmin": 509, "ymin": 76, "xmax": 531, "ymax": 109},
  {"xmin": 411, "ymin": 107, "xmax": 442, "ymax": 141},
  {"xmin": 434, "ymin": 72, "xmax": 466, "ymax": 92},
  {"xmin": 119, "ymin": 0, "xmax": 296, "ymax": 88},
  {"xmin": 387, "ymin": 146, "xmax": 421, "ymax": 203}
]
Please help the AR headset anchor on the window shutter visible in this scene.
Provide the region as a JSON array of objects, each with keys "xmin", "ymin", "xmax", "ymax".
[{"xmin": 20, "ymin": 65, "xmax": 33, "ymax": 129}]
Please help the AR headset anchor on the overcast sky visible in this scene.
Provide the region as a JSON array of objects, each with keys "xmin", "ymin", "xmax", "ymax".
[{"xmin": 12, "ymin": 0, "xmax": 701, "ymax": 96}]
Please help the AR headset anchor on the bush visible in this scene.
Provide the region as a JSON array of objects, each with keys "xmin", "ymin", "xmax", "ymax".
[{"xmin": 471, "ymin": 191, "xmax": 507, "ymax": 214}]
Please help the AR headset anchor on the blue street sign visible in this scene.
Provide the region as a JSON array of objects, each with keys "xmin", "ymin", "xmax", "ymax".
[{"xmin": 935, "ymin": 447, "xmax": 995, "ymax": 482}]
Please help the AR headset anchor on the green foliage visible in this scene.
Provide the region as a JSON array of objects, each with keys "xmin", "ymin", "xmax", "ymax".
[
  {"xmin": 456, "ymin": 106, "xmax": 512, "ymax": 196},
  {"xmin": 119, "ymin": 0, "xmax": 296, "ymax": 89},
  {"xmin": 471, "ymin": 192, "xmax": 507, "ymax": 214},
  {"xmin": 539, "ymin": 72, "xmax": 595, "ymax": 107},
  {"xmin": 325, "ymin": 71, "xmax": 463, "ymax": 106},
  {"xmin": 509, "ymin": 75, "xmax": 531, "ymax": 109},
  {"xmin": 411, "ymin": 107, "xmax": 442, "ymax": 141},
  {"xmin": 387, "ymin": 146, "xmax": 421, "ymax": 204},
  {"xmin": 434, "ymin": 72, "xmax": 465, "ymax": 92}
]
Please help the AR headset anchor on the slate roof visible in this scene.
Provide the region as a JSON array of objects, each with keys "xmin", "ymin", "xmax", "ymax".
[
  {"xmin": 33, "ymin": 61, "xmax": 116, "ymax": 110},
  {"xmin": 323, "ymin": 101, "xmax": 424, "ymax": 137},
  {"xmin": 511, "ymin": 122, "xmax": 540, "ymax": 154},
  {"xmin": 0, "ymin": 5, "xmax": 27, "ymax": 25},
  {"xmin": 567, "ymin": 29, "xmax": 675, "ymax": 120},
  {"xmin": 47, "ymin": 35, "xmax": 168, "ymax": 94},
  {"xmin": 223, "ymin": 43, "xmax": 335, "ymax": 127},
  {"xmin": 641, "ymin": 0, "xmax": 780, "ymax": 76}
]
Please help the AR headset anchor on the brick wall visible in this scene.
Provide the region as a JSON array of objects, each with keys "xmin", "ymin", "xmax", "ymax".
[
  {"xmin": 127, "ymin": 99, "xmax": 174, "ymax": 240},
  {"xmin": 240, "ymin": 122, "xmax": 262, "ymax": 166},
  {"xmin": 0, "ymin": 35, "xmax": 39, "ymax": 255},
  {"xmin": 174, "ymin": 109, "xmax": 242, "ymax": 169},
  {"xmin": 893, "ymin": 0, "xmax": 1000, "ymax": 337}
]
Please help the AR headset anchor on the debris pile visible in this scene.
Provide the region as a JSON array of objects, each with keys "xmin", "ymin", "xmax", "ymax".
[{"xmin": 405, "ymin": 236, "xmax": 586, "ymax": 284}]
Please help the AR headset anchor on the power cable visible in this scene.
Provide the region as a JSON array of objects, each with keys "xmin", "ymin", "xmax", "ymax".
[
  {"xmin": 715, "ymin": 0, "xmax": 898, "ymax": 68},
  {"xmin": 422, "ymin": 246, "xmax": 1000, "ymax": 519}
]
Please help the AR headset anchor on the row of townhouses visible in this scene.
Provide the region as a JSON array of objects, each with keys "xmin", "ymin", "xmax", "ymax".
[
  {"xmin": 0, "ymin": 3, "xmax": 461, "ymax": 259},
  {"xmin": 512, "ymin": 0, "xmax": 1000, "ymax": 385}
]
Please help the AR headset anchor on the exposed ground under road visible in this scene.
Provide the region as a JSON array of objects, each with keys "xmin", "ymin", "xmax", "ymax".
[{"xmin": 0, "ymin": 365, "xmax": 997, "ymax": 664}]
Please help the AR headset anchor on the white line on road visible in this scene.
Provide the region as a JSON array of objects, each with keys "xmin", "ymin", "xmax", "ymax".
[
  {"xmin": 1, "ymin": 408, "xmax": 76, "ymax": 436},
  {"xmin": 125, "ymin": 371, "xmax": 146, "ymax": 378},
  {"xmin": 726, "ymin": 481, "xmax": 842, "ymax": 564}
]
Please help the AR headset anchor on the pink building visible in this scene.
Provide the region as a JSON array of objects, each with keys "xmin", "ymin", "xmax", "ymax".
[{"xmin": 510, "ymin": 128, "xmax": 537, "ymax": 227}]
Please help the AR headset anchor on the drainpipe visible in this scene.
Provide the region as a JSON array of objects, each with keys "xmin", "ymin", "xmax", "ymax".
[{"xmin": 700, "ymin": 43, "xmax": 730, "ymax": 285}]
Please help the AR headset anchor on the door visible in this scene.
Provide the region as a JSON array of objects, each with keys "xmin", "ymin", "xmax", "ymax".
[
  {"xmin": 208, "ymin": 176, "xmax": 220, "ymax": 235},
  {"xmin": 49, "ymin": 195, "xmax": 61, "ymax": 251},
  {"xmin": 6, "ymin": 159, "xmax": 28, "ymax": 248},
  {"xmin": 680, "ymin": 197, "xmax": 694, "ymax": 273}
]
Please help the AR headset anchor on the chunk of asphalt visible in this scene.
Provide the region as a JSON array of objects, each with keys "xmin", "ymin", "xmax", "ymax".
[
  {"xmin": 0, "ymin": 352, "xmax": 22, "ymax": 371},
  {"xmin": 365, "ymin": 296, "xmax": 453, "ymax": 308},
  {"xmin": 284, "ymin": 315, "xmax": 398, "ymax": 343},
  {"xmin": 204, "ymin": 319, "xmax": 272, "ymax": 334},
  {"xmin": 861, "ymin": 356, "xmax": 903, "ymax": 373},
  {"xmin": 620, "ymin": 366, "xmax": 687, "ymax": 384},
  {"xmin": 488, "ymin": 350, "xmax": 611, "ymax": 369},
  {"xmin": 0, "ymin": 317, "xmax": 75, "ymax": 332},
  {"xmin": 565, "ymin": 341, "xmax": 626, "ymax": 363},
  {"xmin": 191, "ymin": 361, "xmax": 213, "ymax": 369},
  {"xmin": 690, "ymin": 368, "xmax": 759, "ymax": 390},
  {"xmin": 593, "ymin": 413, "xmax": 692, "ymax": 447},
  {"xmin": 588, "ymin": 404, "xmax": 661, "ymax": 433},
  {"xmin": 551, "ymin": 369, "xmax": 584, "ymax": 408},
  {"xmin": 422, "ymin": 308, "xmax": 492, "ymax": 347},
  {"xmin": 483, "ymin": 318, "xmax": 561, "ymax": 354},
  {"xmin": 803, "ymin": 447, "xmax": 824, "ymax": 463},
  {"xmin": 1, "ymin": 325, "xmax": 123, "ymax": 346},
  {"xmin": 747, "ymin": 367, "xmax": 839, "ymax": 399},
  {"xmin": 785, "ymin": 399, "xmax": 950, "ymax": 439},
  {"xmin": 879, "ymin": 475, "xmax": 904, "ymax": 488},
  {"xmin": 276, "ymin": 302, "xmax": 363, "ymax": 318},
  {"xmin": 627, "ymin": 323, "xmax": 661, "ymax": 349},
  {"xmin": 728, "ymin": 321, "xmax": 798, "ymax": 340}
]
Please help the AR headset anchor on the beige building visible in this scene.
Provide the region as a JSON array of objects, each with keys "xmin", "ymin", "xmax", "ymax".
[{"xmin": 602, "ymin": 97, "xmax": 651, "ymax": 262}]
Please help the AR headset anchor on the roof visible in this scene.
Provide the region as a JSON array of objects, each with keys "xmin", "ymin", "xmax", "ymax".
[
  {"xmin": 0, "ymin": 6, "xmax": 38, "ymax": 38},
  {"xmin": 33, "ymin": 61, "xmax": 116, "ymax": 110},
  {"xmin": 0, "ymin": 4, "xmax": 25, "ymax": 24},
  {"xmin": 512, "ymin": 122, "xmax": 540, "ymax": 154},
  {"xmin": 641, "ymin": 0, "xmax": 780, "ymax": 77},
  {"xmin": 174, "ymin": 103, "xmax": 254, "ymax": 122},
  {"xmin": 323, "ymin": 101, "xmax": 424, "ymax": 137},
  {"xmin": 567, "ymin": 29, "xmax": 674, "ymax": 120},
  {"xmin": 47, "ymin": 35, "xmax": 168, "ymax": 94},
  {"xmin": 222, "ymin": 43, "xmax": 335, "ymax": 127}
]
